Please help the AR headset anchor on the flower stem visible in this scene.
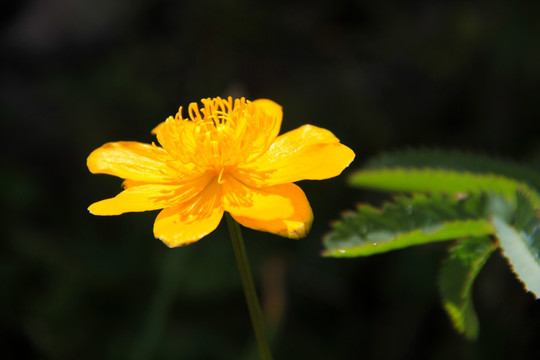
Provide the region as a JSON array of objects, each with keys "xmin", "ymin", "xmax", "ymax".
[{"xmin": 225, "ymin": 213, "xmax": 273, "ymax": 360}]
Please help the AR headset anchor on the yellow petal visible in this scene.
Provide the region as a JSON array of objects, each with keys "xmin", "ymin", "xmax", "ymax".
[
  {"xmin": 88, "ymin": 183, "xmax": 180, "ymax": 215},
  {"xmin": 252, "ymin": 98, "xmax": 282, "ymax": 141},
  {"xmin": 223, "ymin": 176, "xmax": 297, "ymax": 221},
  {"xmin": 87, "ymin": 142, "xmax": 176, "ymax": 182},
  {"xmin": 89, "ymin": 175, "xmax": 214, "ymax": 216},
  {"xmin": 153, "ymin": 181, "xmax": 224, "ymax": 247},
  {"xmin": 152, "ymin": 117, "xmax": 197, "ymax": 160},
  {"xmin": 230, "ymin": 183, "xmax": 313, "ymax": 239},
  {"xmin": 240, "ymin": 125, "xmax": 355, "ymax": 186}
]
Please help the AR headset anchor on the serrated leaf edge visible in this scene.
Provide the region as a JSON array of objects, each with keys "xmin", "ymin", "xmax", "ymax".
[
  {"xmin": 492, "ymin": 216, "xmax": 540, "ymax": 298},
  {"xmin": 323, "ymin": 219, "xmax": 494, "ymax": 257}
]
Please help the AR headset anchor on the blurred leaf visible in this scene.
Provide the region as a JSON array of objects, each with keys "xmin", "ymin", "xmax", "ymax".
[
  {"xmin": 365, "ymin": 149, "xmax": 540, "ymax": 192},
  {"xmin": 349, "ymin": 168, "xmax": 540, "ymax": 207},
  {"xmin": 493, "ymin": 191, "xmax": 540, "ymax": 298},
  {"xmin": 438, "ymin": 236, "xmax": 497, "ymax": 340},
  {"xmin": 324, "ymin": 193, "xmax": 499, "ymax": 257},
  {"xmin": 341, "ymin": 148, "xmax": 540, "ymax": 340}
]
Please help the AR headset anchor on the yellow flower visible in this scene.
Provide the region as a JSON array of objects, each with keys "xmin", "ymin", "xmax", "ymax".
[{"xmin": 88, "ymin": 97, "xmax": 355, "ymax": 247}]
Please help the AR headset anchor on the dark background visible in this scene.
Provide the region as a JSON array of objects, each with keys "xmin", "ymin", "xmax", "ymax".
[{"xmin": 2, "ymin": 0, "xmax": 540, "ymax": 359}]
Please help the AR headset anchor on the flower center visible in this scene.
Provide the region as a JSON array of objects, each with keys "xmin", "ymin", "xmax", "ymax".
[
  {"xmin": 189, "ymin": 97, "xmax": 275, "ymax": 171},
  {"xmin": 158, "ymin": 97, "xmax": 278, "ymax": 183}
]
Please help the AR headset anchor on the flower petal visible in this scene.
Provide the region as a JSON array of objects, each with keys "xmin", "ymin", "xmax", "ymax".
[
  {"xmin": 87, "ymin": 142, "xmax": 177, "ymax": 182},
  {"xmin": 230, "ymin": 183, "xmax": 313, "ymax": 239},
  {"xmin": 88, "ymin": 183, "xmax": 180, "ymax": 215},
  {"xmin": 240, "ymin": 125, "xmax": 355, "ymax": 186},
  {"xmin": 88, "ymin": 175, "xmax": 214, "ymax": 216},
  {"xmin": 223, "ymin": 176, "xmax": 297, "ymax": 221},
  {"xmin": 152, "ymin": 117, "xmax": 197, "ymax": 161},
  {"xmin": 153, "ymin": 181, "xmax": 224, "ymax": 247},
  {"xmin": 252, "ymin": 98, "xmax": 282, "ymax": 141}
]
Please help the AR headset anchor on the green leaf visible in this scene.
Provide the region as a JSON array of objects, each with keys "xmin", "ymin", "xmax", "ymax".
[
  {"xmin": 365, "ymin": 149, "xmax": 540, "ymax": 193},
  {"xmin": 438, "ymin": 236, "xmax": 497, "ymax": 340},
  {"xmin": 349, "ymin": 168, "xmax": 540, "ymax": 208},
  {"xmin": 493, "ymin": 191, "xmax": 540, "ymax": 298},
  {"xmin": 324, "ymin": 193, "xmax": 498, "ymax": 257}
]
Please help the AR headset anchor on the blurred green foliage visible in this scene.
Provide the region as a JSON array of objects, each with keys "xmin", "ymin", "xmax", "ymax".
[
  {"xmin": 2, "ymin": 0, "xmax": 540, "ymax": 359},
  {"xmin": 324, "ymin": 151, "xmax": 540, "ymax": 340}
]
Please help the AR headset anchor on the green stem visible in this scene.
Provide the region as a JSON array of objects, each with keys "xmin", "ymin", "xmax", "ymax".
[{"xmin": 225, "ymin": 213, "xmax": 273, "ymax": 360}]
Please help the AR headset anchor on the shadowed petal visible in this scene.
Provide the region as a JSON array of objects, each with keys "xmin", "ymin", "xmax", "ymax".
[
  {"xmin": 230, "ymin": 183, "xmax": 313, "ymax": 239},
  {"xmin": 87, "ymin": 142, "xmax": 177, "ymax": 182},
  {"xmin": 154, "ymin": 181, "xmax": 224, "ymax": 247},
  {"xmin": 223, "ymin": 176, "xmax": 296, "ymax": 221},
  {"xmin": 240, "ymin": 125, "xmax": 355, "ymax": 186},
  {"xmin": 89, "ymin": 175, "xmax": 214, "ymax": 216}
]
